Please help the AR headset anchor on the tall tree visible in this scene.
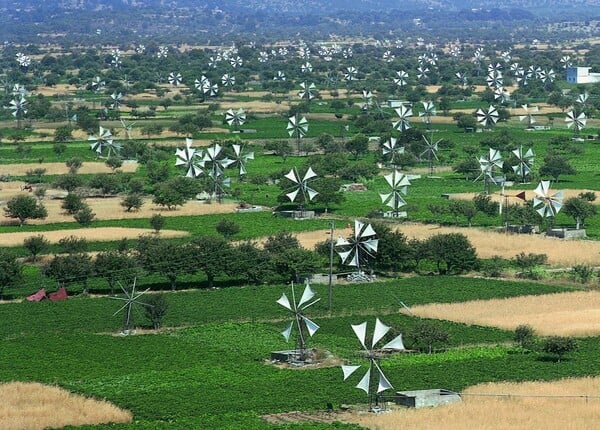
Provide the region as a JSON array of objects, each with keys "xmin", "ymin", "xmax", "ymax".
[{"xmin": 4, "ymin": 195, "xmax": 47, "ymax": 226}]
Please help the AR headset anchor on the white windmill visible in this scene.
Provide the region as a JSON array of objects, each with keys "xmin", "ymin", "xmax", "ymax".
[
  {"xmin": 419, "ymin": 101, "xmax": 436, "ymax": 129},
  {"xmin": 7, "ymin": 96, "xmax": 27, "ymax": 128},
  {"xmin": 341, "ymin": 318, "xmax": 405, "ymax": 409},
  {"xmin": 421, "ymin": 135, "xmax": 441, "ymax": 175},
  {"xmin": 120, "ymin": 119, "xmax": 136, "ymax": 140},
  {"xmin": 287, "ymin": 115, "xmax": 309, "ymax": 153},
  {"xmin": 380, "ymin": 170, "xmax": 411, "ymax": 217},
  {"xmin": 110, "ymin": 279, "xmax": 151, "ymax": 335},
  {"xmin": 284, "ymin": 167, "xmax": 319, "ymax": 211},
  {"xmin": 476, "ymin": 105, "xmax": 499, "ymax": 130},
  {"xmin": 110, "ymin": 92, "xmax": 123, "ymax": 110},
  {"xmin": 533, "ymin": 180, "xmax": 563, "ymax": 219},
  {"xmin": 276, "ymin": 282, "xmax": 320, "ymax": 362},
  {"xmin": 519, "ymin": 104, "xmax": 538, "ymax": 129},
  {"xmin": 393, "ymin": 104, "xmax": 412, "ymax": 132},
  {"xmin": 512, "ymin": 146, "xmax": 534, "ymax": 183},
  {"xmin": 394, "ymin": 70, "xmax": 408, "ymax": 88},
  {"xmin": 89, "ymin": 126, "xmax": 121, "ymax": 157},
  {"xmin": 344, "ymin": 67, "xmax": 358, "ymax": 82},
  {"xmin": 301, "ymin": 62, "xmax": 313, "ymax": 73},
  {"xmin": 168, "ymin": 72, "xmax": 183, "ymax": 87},
  {"xmin": 175, "ymin": 138, "xmax": 203, "ymax": 178},
  {"xmin": 225, "ymin": 108, "xmax": 246, "ymax": 129},
  {"xmin": 203, "ymin": 143, "xmax": 234, "ymax": 200},
  {"xmin": 565, "ymin": 110, "xmax": 586, "ymax": 135},
  {"xmin": 335, "ymin": 220, "xmax": 378, "ymax": 281},
  {"xmin": 221, "ymin": 74, "xmax": 236, "ymax": 87},
  {"xmin": 477, "ymin": 148, "xmax": 504, "ymax": 193},
  {"xmin": 381, "ymin": 137, "xmax": 405, "ymax": 166},
  {"xmin": 361, "ymin": 89, "xmax": 373, "ymax": 110},
  {"xmin": 298, "ymin": 82, "xmax": 316, "ymax": 102},
  {"xmin": 229, "ymin": 144, "xmax": 254, "ymax": 176}
]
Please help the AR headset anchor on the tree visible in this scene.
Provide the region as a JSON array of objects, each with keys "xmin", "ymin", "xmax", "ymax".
[
  {"xmin": 372, "ymin": 222, "xmax": 414, "ymax": 272},
  {"xmin": 215, "ymin": 219, "xmax": 241, "ymax": 239},
  {"xmin": 410, "ymin": 320, "xmax": 450, "ymax": 353},
  {"xmin": 43, "ymin": 253, "xmax": 93, "ymax": 293},
  {"xmin": 150, "ymin": 214, "xmax": 165, "ymax": 233},
  {"xmin": 265, "ymin": 140, "xmax": 292, "ymax": 162},
  {"xmin": 562, "ymin": 197, "xmax": 597, "ymax": 229},
  {"xmin": 66, "ymin": 157, "xmax": 83, "ymax": 174},
  {"xmin": 144, "ymin": 294, "xmax": 169, "ymax": 329},
  {"xmin": 269, "ymin": 248, "xmax": 320, "ymax": 283},
  {"xmin": 0, "ymin": 251, "xmax": 24, "ymax": 299},
  {"xmin": 453, "ymin": 158, "xmax": 479, "ymax": 180},
  {"xmin": 62, "ymin": 193, "xmax": 85, "ymax": 215},
  {"xmin": 74, "ymin": 204, "xmax": 95, "ymax": 226},
  {"xmin": 539, "ymin": 154, "xmax": 576, "ymax": 182},
  {"xmin": 54, "ymin": 126, "xmax": 72, "ymax": 142},
  {"xmin": 53, "ymin": 142, "xmax": 67, "ymax": 158},
  {"xmin": 136, "ymin": 235, "xmax": 190, "ymax": 290},
  {"xmin": 188, "ymin": 236, "xmax": 234, "ymax": 288},
  {"xmin": 424, "ymin": 233, "xmax": 478, "ymax": 274},
  {"xmin": 453, "ymin": 113, "xmax": 477, "ymax": 131},
  {"xmin": 121, "ymin": 193, "xmax": 144, "ymax": 212},
  {"xmin": 233, "ymin": 241, "xmax": 273, "ymax": 284},
  {"xmin": 54, "ymin": 174, "xmax": 84, "ymax": 192},
  {"xmin": 448, "ymin": 200, "xmax": 478, "ymax": 226},
  {"xmin": 473, "ymin": 193, "xmax": 499, "ymax": 217},
  {"xmin": 514, "ymin": 324, "xmax": 536, "ymax": 350},
  {"xmin": 105, "ymin": 156, "xmax": 123, "ymax": 171},
  {"xmin": 23, "ymin": 234, "xmax": 49, "ymax": 263},
  {"xmin": 345, "ymin": 133, "xmax": 369, "ymax": 159},
  {"xmin": 4, "ymin": 195, "xmax": 47, "ymax": 226},
  {"xmin": 542, "ymin": 336, "xmax": 577, "ymax": 362},
  {"xmin": 58, "ymin": 235, "xmax": 87, "ymax": 254},
  {"xmin": 313, "ymin": 178, "xmax": 345, "ymax": 211},
  {"xmin": 94, "ymin": 251, "xmax": 140, "ymax": 294},
  {"xmin": 264, "ymin": 231, "xmax": 301, "ymax": 255}
]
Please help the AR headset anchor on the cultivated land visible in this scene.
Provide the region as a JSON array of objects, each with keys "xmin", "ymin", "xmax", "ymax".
[
  {"xmin": 408, "ymin": 290, "xmax": 600, "ymax": 337},
  {"xmin": 343, "ymin": 377, "xmax": 600, "ymax": 430}
]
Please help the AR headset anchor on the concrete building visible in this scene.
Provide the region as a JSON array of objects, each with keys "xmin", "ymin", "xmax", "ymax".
[{"xmin": 566, "ymin": 67, "xmax": 600, "ymax": 84}]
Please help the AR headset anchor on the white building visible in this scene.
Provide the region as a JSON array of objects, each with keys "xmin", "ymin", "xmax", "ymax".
[{"xmin": 566, "ymin": 67, "xmax": 600, "ymax": 84}]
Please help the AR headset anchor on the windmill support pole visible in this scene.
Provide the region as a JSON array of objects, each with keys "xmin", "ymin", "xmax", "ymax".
[{"xmin": 328, "ymin": 221, "xmax": 334, "ymax": 311}]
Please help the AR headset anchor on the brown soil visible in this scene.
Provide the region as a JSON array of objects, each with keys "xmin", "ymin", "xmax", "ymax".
[
  {"xmin": 0, "ymin": 162, "xmax": 138, "ymax": 176},
  {"xmin": 0, "ymin": 382, "xmax": 132, "ymax": 430},
  {"xmin": 0, "ymin": 227, "xmax": 188, "ymax": 247}
]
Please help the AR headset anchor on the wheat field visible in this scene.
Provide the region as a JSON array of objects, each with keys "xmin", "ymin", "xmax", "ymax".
[
  {"xmin": 0, "ymin": 382, "xmax": 132, "ymax": 430},
  {"xmin": 345, "ymin": 377, "xmax": 600, "ymax": 430},
  {"xmin": 407, "ymin": 290, "xmax": 600, "ymax": 337}
]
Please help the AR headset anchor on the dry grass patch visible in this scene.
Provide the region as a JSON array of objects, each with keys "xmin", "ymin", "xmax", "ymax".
[
  {"xmin": 448, "ymin": 189, "xmax": 600, "ymax": 206},
  {"xmin": 343, "ymin": 377, "xmax": 600, "ymax": 430},
  {"xmin": 0, "ymin": 381, "xmax": 132, "ymax": 430},
  {"xmin": 407, "ymin": 290, "xmax": 600, "ymax": 337},
  {"xmin": 397, "ymin": 223, "xmax": 600, "ymax": 266},
  {"xmin": 0, "ymin": 162, "xmax": 138, "ymax": 176},
  {"xmin": 0, "ymin": 227, "xmax": 188, "ymax": 247}
]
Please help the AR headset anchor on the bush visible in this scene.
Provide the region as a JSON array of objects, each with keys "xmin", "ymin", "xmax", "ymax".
[
  {"xmin": 542, "ymin": 336, "xmax": 577, "ymax": 362},
  {"xmin": 513, "ymin": 252, "xmax": 548, "ymax": 279},
  {"xmin": 571, "ymin": 264, "xmax": 596, "ymax": 284},
  {"xmin": 514, "ymin": 324, "xmax": 536, "ymax": 350},
  {"xmin": 409, "ymin": 320, "xmax": 450, "ymax": 353},
  {"xmin": 144, "ymin": 294, "xmax": 169, "ymax": 329},
  {"xmin": 480, "ymin": 255, "xmax": 507, "ymax": 278}
]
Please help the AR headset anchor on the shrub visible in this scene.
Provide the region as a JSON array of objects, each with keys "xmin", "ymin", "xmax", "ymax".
[
  {"xmin": 514, "ymin": 324, "xmax": 536, "ymax": 350},
  {"xmin": 144, "ymin": 294, "xmax": 169, "ymax": 329},
  {"xmin": 542, "ymin": 336, "xmax": 577, "ymax": 362}
]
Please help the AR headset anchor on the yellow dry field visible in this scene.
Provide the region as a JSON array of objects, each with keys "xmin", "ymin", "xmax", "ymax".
[
  {"xmin": 448, "ymin": 189, "xmax": 600, "ymax": 206},
  {"xmin": 34, "ymin": 84, "xmax": 76, "ymax": 97},
  {"xmin": 0, "ymin": 227, "xmax": 188, "ymax": 247},
  {"xmin": 397, "ymin": 223, "xmax": 600, "ymax": 266},
  {"xmin": 344, "ymin": 377, "xmax": 600, "ymax": 430},
  {"xmin": 407, "ymin": 290, "xmax": 600, "ymax": 337},
  {"xmin": 0, "ymin": 381, "xmax": 132, "ymax": 430},
  {"xmin": 0, "ymin": 162, "xmax": 138, "ymax": 176}
]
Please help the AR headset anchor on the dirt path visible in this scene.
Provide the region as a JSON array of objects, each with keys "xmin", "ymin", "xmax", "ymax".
[{"xmin": 0, "ymin": 162, "xmax": 138, "ymax": 176}]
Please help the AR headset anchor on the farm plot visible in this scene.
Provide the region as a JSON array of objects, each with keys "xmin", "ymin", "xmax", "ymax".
[
  {"xmin": 0, "ymin": 381, "xmax": 132, "ymax": 430},
  {"xmin": 0, "ymin": 162, "xmax": 138, "ymax": 176},
  {"xmin": 344, "ymin": 377, "xmax": 600, "ymax": 430},
  {"xmin": 396, "ymin": 223, "xmax": 600, "ymax": 266},
  {"xmin": 407, "ymin": 290, "xmax": 600, "ymax": 336},
  {"xmin": 0, "ymin": 227, "xmax": 188, "ymax": 247}
]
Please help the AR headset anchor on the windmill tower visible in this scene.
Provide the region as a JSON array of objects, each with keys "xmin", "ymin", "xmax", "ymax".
[
  {"xmin": 335, "ymin": 220, "xmax": 378, "ymax": 282},
  {"xmin": 342, "ymin": 318, "xmax": 405, "ymax": 410}
]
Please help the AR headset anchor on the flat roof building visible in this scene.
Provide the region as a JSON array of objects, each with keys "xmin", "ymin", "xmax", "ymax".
[{"xmin": 566, "ymin": 67, "xmax": 600, "ymax": 84}]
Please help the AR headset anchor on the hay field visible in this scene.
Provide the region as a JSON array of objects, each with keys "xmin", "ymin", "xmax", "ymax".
[
  {"xmin": 0, "ymin": 227, "xmax": 188, "ymax": 247},
  {"xmin": 407, "ymin": 290, "xmax": 600, "ymax": 337},
  {"xmin": 0, "ymin": 162, "xmax": 138, "ymax": 176},
  {"xmin": 344, "ymin": 377, "xmax": 600, "ymax": 430},
  {"xmin": 448, "ymin": 189, "xmax": 600, "ymax": 207},
  {"xmin": 397, "ymin": 223, "xmax": 600, "ymax": 266},
  {"xmin": 0, "ymin": 382, "xmax": 132, "ymax": 430}
]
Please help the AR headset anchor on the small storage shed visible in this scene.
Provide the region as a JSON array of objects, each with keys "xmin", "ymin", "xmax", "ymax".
[{"xmin": 395, "ymin": 389, "xmax": 461, "ymax": 408}]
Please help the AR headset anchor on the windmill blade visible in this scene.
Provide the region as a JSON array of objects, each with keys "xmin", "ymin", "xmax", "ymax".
[
  {"xmin": 382, "ymin": 334, "xmax": 405, "ymax": 350},
  {"xmin": 276, "ymin": 293, "xmax": 292, "ymax": 311},
  {"xmin": 374, "ymin": 362, "xmax": 394, "ymax": 393},
  {"xmin": 337, "ymin": 249, "xmax": 353, "ymax": 265},
  {"xmin": 342, "ymin": 365, "xmax": 361, "ymax": 380},
  {"xmin": 352, "ymin": 321, "xmax": 368, "ymax": 350},
  {"xmin": 304, "ymin": 167, "xmax": 318, "ymax": 182},
  {"xmin": 298, "ymin": 284, "xmax": 316, "ymax": 308},
  {"xmin": 281, "ymin": 322, "xmax": 293, "ymax": 342},
  {"xmin": 356, "ymin": 368, "xmax": 371, "ymax": 394},
  {"xmin": 362, "ymin": 238, "xmax": 379, "ymax": 254},
  {"xmin": 358, "ymin": 222, "xmax": 377, "ymax": 239},
  {"xmin": 372, "ymin": 317, "xmax": 390, "ymax": 348},
  {"xmin": 302, "ymin": 316, "xmax": 320, "ymax": 337},
  {"xmin": 284, "ymin": 168, "xmax": 300, "ymax": 184}
]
